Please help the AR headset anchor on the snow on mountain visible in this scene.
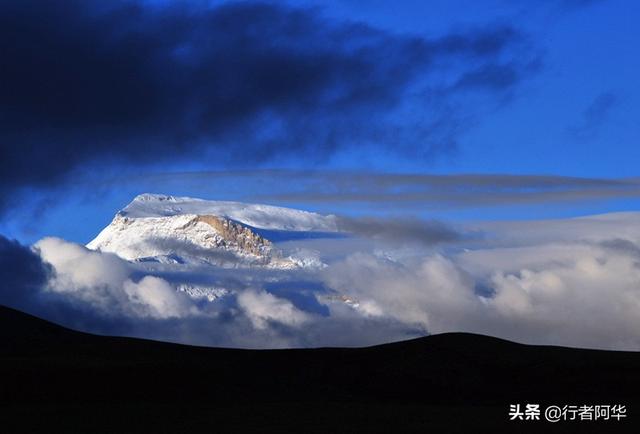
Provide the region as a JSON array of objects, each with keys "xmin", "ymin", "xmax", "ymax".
[
  {"xmin": 176, "ymin": 284, "xmax": 229, "ymax": 302},
  {"xmin": 119, "ymin": 193, "xmax": 338, "ymax": 231},
  {"xmin": 87, "ymin": 194, "xmax": 337, "ymax": 268}
]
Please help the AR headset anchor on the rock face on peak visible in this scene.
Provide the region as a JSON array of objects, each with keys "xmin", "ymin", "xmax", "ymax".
[
  {"xmin": 191, "ymin": 215, "xmax": 272, "ymax": 257},
  {"xmin": 87, "ymin": 194, "xmax": 337, "ymax": 269}
]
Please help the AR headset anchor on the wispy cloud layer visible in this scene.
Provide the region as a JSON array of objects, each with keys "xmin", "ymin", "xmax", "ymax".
[
  {"xmin": 335, "ymin": 216, "xmax": 462, "ymax": 246},
  {"xmin": 126, "ymin": 170, "xmax": 640, "ymax": 209},
  {"xmin": 568, "ymin": 91, "xmax": 619, "ymax": 141}
]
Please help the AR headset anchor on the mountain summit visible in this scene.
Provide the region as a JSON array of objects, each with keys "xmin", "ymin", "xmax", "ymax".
[{"xmin": 87, "ymin": 194, "xmax": 337, "ymax": 268}]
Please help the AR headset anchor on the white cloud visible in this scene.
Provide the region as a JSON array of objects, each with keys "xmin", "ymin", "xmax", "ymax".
[
  {"xmin": 322, "ymin": 253, "xmax": 481, "ymax": 331},
  {"xmin": 486, "ymin": 247, "xmax": 640, "ymax": 349},
  {"xmin": 37, "ymin": 237, "xmax": 129, "ymax": 293},
  {"xmin": 317, "ymin": 233, "xmax": 640, "ymax": 349},
  {"xmin": 123, "ymin": 276, "xmax": 195, "ymax": 319},
  {"xmin": 35, "ymin": 237, "xmax": 195, "ymax": 319},
  {"xmin": 237, "ymin": 289, "xmax": 311, "ymax": 330}
]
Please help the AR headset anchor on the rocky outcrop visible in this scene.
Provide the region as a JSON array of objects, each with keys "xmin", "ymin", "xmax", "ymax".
[{"xmin": 191, "ymin": 215, "xmax": 272, "ymax": 257}]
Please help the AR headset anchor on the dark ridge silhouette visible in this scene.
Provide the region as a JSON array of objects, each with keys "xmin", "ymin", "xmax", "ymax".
[{"xmin": 1, "ymin": 305, "xmax": 638, "ymax": 433}]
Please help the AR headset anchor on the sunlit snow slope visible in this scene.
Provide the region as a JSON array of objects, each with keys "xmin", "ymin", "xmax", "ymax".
[{"xmin": 87, "ymin": 194, "xmax": 337, "ymax": 268}]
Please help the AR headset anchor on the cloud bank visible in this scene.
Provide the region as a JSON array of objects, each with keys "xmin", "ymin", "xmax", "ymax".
[
  {"xmin": 36, "ymin": 237, "xmax": 196, "ymax": 319},
  {"xmin": 4, "ymin": 212, "xmax": 640, "ymax": 350}
]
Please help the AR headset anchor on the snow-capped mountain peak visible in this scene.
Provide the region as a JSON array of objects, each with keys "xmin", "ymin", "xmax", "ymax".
[{"xmin": 87, "ymin": 194, "xmax": 336, "ymax": 268}]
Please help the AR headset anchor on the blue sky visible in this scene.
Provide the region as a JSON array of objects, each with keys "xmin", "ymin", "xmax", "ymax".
[
  {"xmin": 315, "ymin": 0, "xmax": 639, "ymax": 177},
  {"xmin": 1, "ymin": 0, "xmax": 639, "ymax": 244}
]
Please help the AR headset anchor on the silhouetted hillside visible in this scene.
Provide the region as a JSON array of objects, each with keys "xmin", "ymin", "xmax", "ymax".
[{"xmin": 1, "ymin": 305, "xmax": 638, "ymax": 433}]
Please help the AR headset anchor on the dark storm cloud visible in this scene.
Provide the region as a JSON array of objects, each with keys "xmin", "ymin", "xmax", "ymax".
[
  {"xmin": 0, "ymin": 0, "xmax": 536, "ymax": 215},
  {"xmin": 568, "ymin": 91, "xmax": 618, "ymax": 141},
  {"xmin": 0, "ymin": 236, "xmax": 51, "ymax": 310}
]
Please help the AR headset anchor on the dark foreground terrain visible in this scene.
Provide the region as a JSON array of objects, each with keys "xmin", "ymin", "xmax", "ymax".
[{"xmin": 1, "ymin": 305, "xmax": 639, "ymax": 433}]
